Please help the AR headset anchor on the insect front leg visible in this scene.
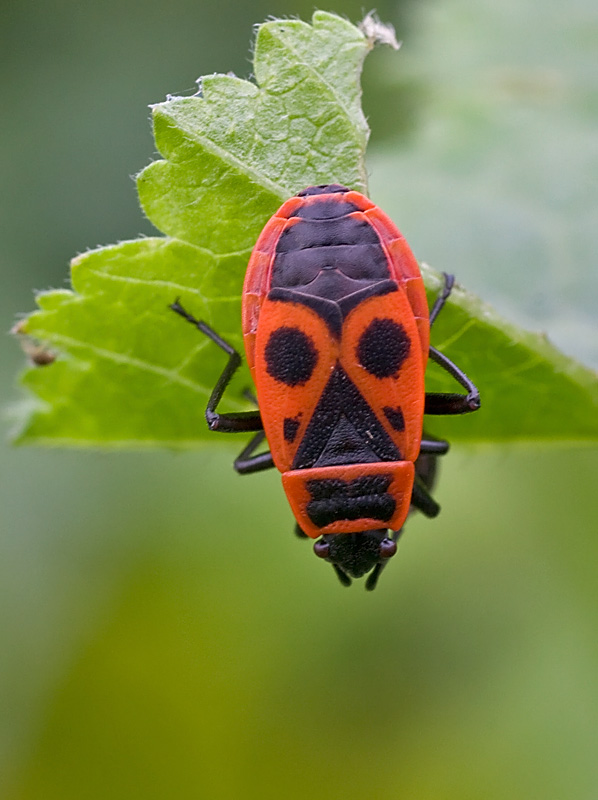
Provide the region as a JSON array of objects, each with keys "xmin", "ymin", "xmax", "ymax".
[
  {"xmin": 424, "ymin": 347, "xmax": 480, "ymax": 415},
  {"xmin": 419, "ymin": 438, "xmax": 449, "ymax": 455},
  {"xmin": 234, "ymin": 431, "xmax": 274, "ymax": 475},
  {"xmin": 425, "ymin": 274, "xmax": 481, "ymax": 415},
  {"xmin": 429, "ymin": 272, "xmax": 455, "ymax": 327},
  {"xmin": 170, "ymin": 299, "xmax": 263, "ymax": 433}
]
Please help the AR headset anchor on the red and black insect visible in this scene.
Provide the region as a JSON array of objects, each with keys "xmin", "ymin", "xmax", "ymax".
[{"xmin": 171, "ymin": 184, "xmax": 480, "ymax": 589}]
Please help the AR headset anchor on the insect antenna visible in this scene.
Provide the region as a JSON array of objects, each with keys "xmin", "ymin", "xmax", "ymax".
[
  {"xmin": 365, "ymin": 528, "xmax": 405, "ymax": 591},
  {"xmin": 333, "ymin": 564, "xmax": 352, "ymax": 587},
  {"xmin": 365, "ymin": 563, "xmax": 384, "ymax": 591}
]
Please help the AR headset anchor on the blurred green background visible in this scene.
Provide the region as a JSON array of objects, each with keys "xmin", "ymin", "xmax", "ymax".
[{"xmin": 2, "ymin": 0, "xmax": 597, "ymax": 798}]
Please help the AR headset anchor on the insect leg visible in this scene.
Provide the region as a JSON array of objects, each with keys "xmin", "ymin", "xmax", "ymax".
[
  {"xmin": 429, "ymin": 272, "xmax": 455, "ymax": 327},
  {"xmin": 333, "ymin": 564, "xmax": 352, "ymax": 587},
  {"xmin": 233, "ymin": 431, "xmax": 275, "ymax": 475},
  {"xmin": 419, "ymin": 438, "xmax": 449, "ymax": 455},
  {"xmin": 425, "ymin": 274, "xmax": 480, "ymax": 414},
  {"xmin": 424, "ymin": 346, "xmax": 480, "ymax": 415},
  {"xmin": 294, "ymin": 524, "xmax": 309, "ymax": 539},
  {"xmin": 170, "ymin": 299, "xmax": 263, "ymax": 433},
  {"xmin": 411, "ymin": 476, "xmax": 441, "ymax": 518},
  {"xmin": 365, "ymin": 451, "xmax": 440, "ymax": 591}
]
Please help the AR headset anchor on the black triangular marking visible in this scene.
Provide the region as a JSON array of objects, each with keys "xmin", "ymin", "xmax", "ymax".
[
  {"xmin": 292, "ymin": 365, "xmax": 401, "ymax": 469},
  {"xmin": 313, "ymin": 414, "xmax": 379, "ymax": 467}
]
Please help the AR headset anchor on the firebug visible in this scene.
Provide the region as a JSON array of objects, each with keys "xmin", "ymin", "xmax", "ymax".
[{"xmin": 171, "ymin": 184, "xmax": 480, "ymax": 589}]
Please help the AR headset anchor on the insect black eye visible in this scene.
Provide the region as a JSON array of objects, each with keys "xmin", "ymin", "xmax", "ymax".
[
  {"xmin": 313, "ymin": 540, "xmax": 330, "ymax": 559},
  {"xmin": 379, "ymin": 538, "xmax": 397, "ymax": 559},
  {"xmin": 265, "ymin": 326, "xmax": 318, "ymax": 386},
  {"xmin": 357, "ymin": 318, "xmax": 411, "ymax": 378}
]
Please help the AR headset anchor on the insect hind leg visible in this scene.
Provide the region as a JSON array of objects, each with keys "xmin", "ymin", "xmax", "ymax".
[
  {"xmin": 411, "ymin": 476, "xmax": 441, "ymax": 518},
  {"xmin": 234, "ymin": 431, "xmax": 274, "ymax": 475}
]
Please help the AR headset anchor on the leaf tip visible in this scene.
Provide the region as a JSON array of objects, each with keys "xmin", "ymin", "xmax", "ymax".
[{"xmin": 358, "ymin": 13, "xmax": 400, "ymax": 50}]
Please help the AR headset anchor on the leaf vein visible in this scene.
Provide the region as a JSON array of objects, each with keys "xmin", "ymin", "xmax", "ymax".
[
  {"xmin": 268, "ymin": 30, "xmax": 362, "ymax": 139},
  {"xmin": 434, "ymin": 318, "xmax": 478, "ymax": 351},
  {"xmin": 43, "ymin": 332, "xmax": 213, "ymax": 397},
  {"xmin": 168, "ymin": 117, "xmax": 291, "ymax": 199},
  {"xmin": 86, "ymin": 269, "xmax": 209, "ymax": 297}
]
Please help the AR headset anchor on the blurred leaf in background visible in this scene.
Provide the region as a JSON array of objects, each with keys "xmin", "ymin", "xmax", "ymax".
[
  {"xmin": 368, "ymin": 0, "xmax": 598, "ymax": 369},
  {"xmin": 1, "ymin": 2, "xmax": 598, "ymax": 800}
]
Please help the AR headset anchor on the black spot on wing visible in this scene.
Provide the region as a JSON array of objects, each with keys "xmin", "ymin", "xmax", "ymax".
[
  {"xmin": 265, "ymin": 327, "xmax": 318, "ymax": 386},
  {"xmin": 357, "ymin": 318, "xmax": 411, "ymax": 378},
  {"xmin": 283, "ymin": 417, "xmax": 301, "ymax": 443},
  {"xmin": 383, "ymin": 406, "xmax": 405, "ymax": 432}
]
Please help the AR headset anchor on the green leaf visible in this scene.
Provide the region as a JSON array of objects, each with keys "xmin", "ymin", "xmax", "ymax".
[
  {"xmin": 13, "ymin": 12, "xmax": 375, "ymax": 447},
  {"xmin": 137, "ymin": 13, "xmax": 371, "ymax": 250},
  {"xmin": 421, "ymin": 268, "xmax": 598, "ymax": 444},
  {"xmin": 12, "ymin": 12, "xmax": 598, "ymax": 447}
]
